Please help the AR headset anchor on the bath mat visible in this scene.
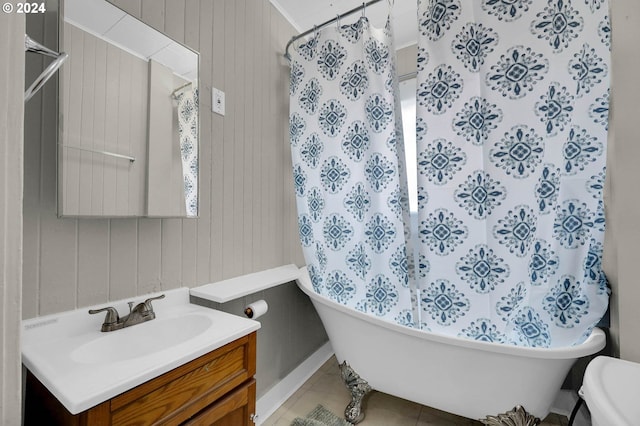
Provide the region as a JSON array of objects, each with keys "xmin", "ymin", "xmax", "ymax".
[{"xmin": 290, "ymin": 404, "xmax": 352, "ymax": 426}]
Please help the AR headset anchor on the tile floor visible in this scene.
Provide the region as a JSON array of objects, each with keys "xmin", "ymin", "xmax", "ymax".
[{"xmin": 262, "ymin": 356, "xmax": 568, "ymax": 426}]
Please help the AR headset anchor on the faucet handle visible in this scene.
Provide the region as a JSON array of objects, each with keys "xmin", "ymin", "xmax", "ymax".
[
  {"xmin": 143, "ymin": 294, "xmax": 165, "ymax": 313},
  {"xmin": 88, "ymin": 306, "xmax": 119, "ymax": 325}
]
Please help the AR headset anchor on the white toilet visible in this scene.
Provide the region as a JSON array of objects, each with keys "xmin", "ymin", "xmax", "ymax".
[{"xmin": 581, "ymin": 356, "xmax": 640, "ymax": 426}]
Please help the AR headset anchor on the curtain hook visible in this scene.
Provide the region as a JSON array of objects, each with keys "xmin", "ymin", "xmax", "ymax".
[
  {"xmin": 313, "ymin": 24, "xmax": 317, "ymax": 39},
  {"xmin": 336, "ymin": 13, "xmax": 341, "ymax": 29},
  {"xmin": 362, "ymin": 2, "xmax": 366, "ymax": 18}
]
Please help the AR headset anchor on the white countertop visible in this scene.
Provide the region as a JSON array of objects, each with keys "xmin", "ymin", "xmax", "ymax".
[{"xmin": 22, "ymin": 287, "xmax": 260, "ymax": 414}]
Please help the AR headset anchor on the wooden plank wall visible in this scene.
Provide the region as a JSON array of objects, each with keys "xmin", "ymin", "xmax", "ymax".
[
  {"xmin": 1, "ymin": 4, "xmax": 25, "ymax": 424},
  {"xmin": 146, "ymin": 60, "xmax": 187, "ymax": 218},
  {"xmin": 59, "ymin": 22, "xmax": 148, "ymax": 217},
  {"xmin": 23, "ymin": 0, "xmax": 304, "ymax": 318},
  {"xmin": 606, "ymin": 0, "xmax": 640, "ymax": 361},
  {"xmin": 396, "ymin": 44, "xmax": 417, "ymax": 77}
]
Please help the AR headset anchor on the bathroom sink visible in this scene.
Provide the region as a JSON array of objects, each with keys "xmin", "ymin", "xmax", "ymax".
[
  {"xmin": 22, "ymin": 287, "xmax": 260, "ymax": 414},
  {"xmin": 70, "ymin": 314, "xmax": 213, "ymax": 364}
]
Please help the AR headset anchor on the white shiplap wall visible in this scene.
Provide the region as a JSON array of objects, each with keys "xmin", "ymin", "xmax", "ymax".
[
  {"xmin": 23, "ymin": 0, "xmax": 303, "ymax": 318},
  {"xmin": 1, "ymin": 4, "xmax": 24, "ymax": 424},
  {"xmin": 59, "ymin": 22, "xmax": 149, "ymax": 217}
]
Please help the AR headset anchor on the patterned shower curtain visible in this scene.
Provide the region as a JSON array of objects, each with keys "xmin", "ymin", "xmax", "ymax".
[
  {"xmin": 289, "ymin": 14, "xmax": 417, "ymax": 324},
  {"xmin": 415, "ymin": 0, "xmax": 610, "ymax": 347},
  {"xmin": 177, "ymin": 87, "xmax": 199, "ymax": 217}
]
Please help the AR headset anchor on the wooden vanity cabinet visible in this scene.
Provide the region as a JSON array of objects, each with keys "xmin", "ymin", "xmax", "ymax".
[{"xmin": 25, "ymin": 332, "xmax": 257, "ymax": 426}]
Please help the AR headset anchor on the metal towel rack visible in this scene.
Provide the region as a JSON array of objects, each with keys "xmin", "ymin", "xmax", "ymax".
[
  {"xmin": 60, "ymin": 144, "xmax": 136, "ymax": 163},
  {"xmin": 24, "ymin": 34, "xmax": 68, "ymax": 102}
]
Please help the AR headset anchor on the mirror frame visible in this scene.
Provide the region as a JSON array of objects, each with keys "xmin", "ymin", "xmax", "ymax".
[{"xmin": 57, "ymin": 0, "xmax": 200, "ymax": 218}]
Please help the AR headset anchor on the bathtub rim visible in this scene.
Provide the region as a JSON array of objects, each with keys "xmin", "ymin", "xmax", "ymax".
[{"xmin": 296, "ymin": 266, "xmax": 606, "ymax": 360}]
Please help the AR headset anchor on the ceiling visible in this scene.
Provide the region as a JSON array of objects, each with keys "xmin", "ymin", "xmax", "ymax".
[
  {"xmin": 65, "ymin": 0, "xmax": 198, "ymax": 81},
  {"xmin": 271, "ymin": 0, "xmax": 417, "ymax": 51}
]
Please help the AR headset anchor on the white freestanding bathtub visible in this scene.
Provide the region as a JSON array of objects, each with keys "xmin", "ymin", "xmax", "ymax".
[{"xmin": 296, "ymin": 267, "xmax": 606, "ymax": 424}]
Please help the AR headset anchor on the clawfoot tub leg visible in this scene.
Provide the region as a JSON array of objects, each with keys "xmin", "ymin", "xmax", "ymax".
[
  {"xmin": 339, "ymin": 361, "xmax": 372, "ymax": 424},
  {"xmin": 480, "ymin": 405, "xmax": 541, "ymax": 426}
]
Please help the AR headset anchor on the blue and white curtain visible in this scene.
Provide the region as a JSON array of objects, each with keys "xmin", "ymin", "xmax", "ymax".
[
  {"xmin": 289, "ymin": 15, "xmax": 417, "ymax": 324},
  {"xmin": 177, "ymin": 86, "xmax": 199, "ymax": 217},
  {"xmin": 415, "ymin": 0, "xmax": 610, "ymax": 347}
]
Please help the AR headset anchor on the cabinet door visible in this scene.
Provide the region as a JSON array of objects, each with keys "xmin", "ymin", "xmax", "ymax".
[
  {"xmin": 111, "ymin": 333, "xmax": 255, "ymax": 425},
  {"xmin": 182, "ymin": 379, "xmax": 256, "ymax": 426}
]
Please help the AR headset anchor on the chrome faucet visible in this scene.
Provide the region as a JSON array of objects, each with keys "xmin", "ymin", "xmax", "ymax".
[{"xmin": 89, "ymin": 294, "xmax": 165, "ymax": 332}]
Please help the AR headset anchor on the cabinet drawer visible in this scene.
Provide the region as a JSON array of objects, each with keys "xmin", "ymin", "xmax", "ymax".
[
  {"xmin": 111, "ymin": 333, "xmax": 256, "ymax": 425},
  {"xmin": 183, "ymin": 379, "xmax": 255, "ymax": 426}
]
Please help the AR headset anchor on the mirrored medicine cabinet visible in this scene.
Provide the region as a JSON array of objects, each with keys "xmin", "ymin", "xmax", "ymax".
[{"xmin": 58, "ymin": 0, "xmax": 199, "ymax": 218}]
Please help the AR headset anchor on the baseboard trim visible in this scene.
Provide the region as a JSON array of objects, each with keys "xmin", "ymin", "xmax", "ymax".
[{"xmin": 255, "ymin": 341, "xmax": 334, "ymax": 425}]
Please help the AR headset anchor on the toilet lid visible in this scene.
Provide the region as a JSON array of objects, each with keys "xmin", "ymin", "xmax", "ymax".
[{"xmin": 582, "ymin": 356, "xmax": 640, "ymax": 426}]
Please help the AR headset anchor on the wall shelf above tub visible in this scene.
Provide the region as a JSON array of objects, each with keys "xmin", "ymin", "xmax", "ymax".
[{"xmin": 190, "ymin": 264, "xmax": 301, "ymax": 303}]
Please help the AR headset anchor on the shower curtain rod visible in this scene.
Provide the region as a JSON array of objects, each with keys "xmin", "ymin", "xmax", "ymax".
[
  {"xmin": 171, "ymin": 81, "xmax": 192, "ymax": 99},
  {"xmin": 284, "ymin": 0, "xmax": 385, "ymax": 61}
]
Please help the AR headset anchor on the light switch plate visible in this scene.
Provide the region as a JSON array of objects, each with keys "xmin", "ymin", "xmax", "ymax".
[{"xmin": 212, "ymin": 87, "xmax": 225, "ymax": 116}]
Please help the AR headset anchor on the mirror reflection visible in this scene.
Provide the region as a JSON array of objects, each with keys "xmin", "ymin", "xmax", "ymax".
[{"xmin": 58, "ymin": 0, "xmax": 199, "ymax": 217}]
